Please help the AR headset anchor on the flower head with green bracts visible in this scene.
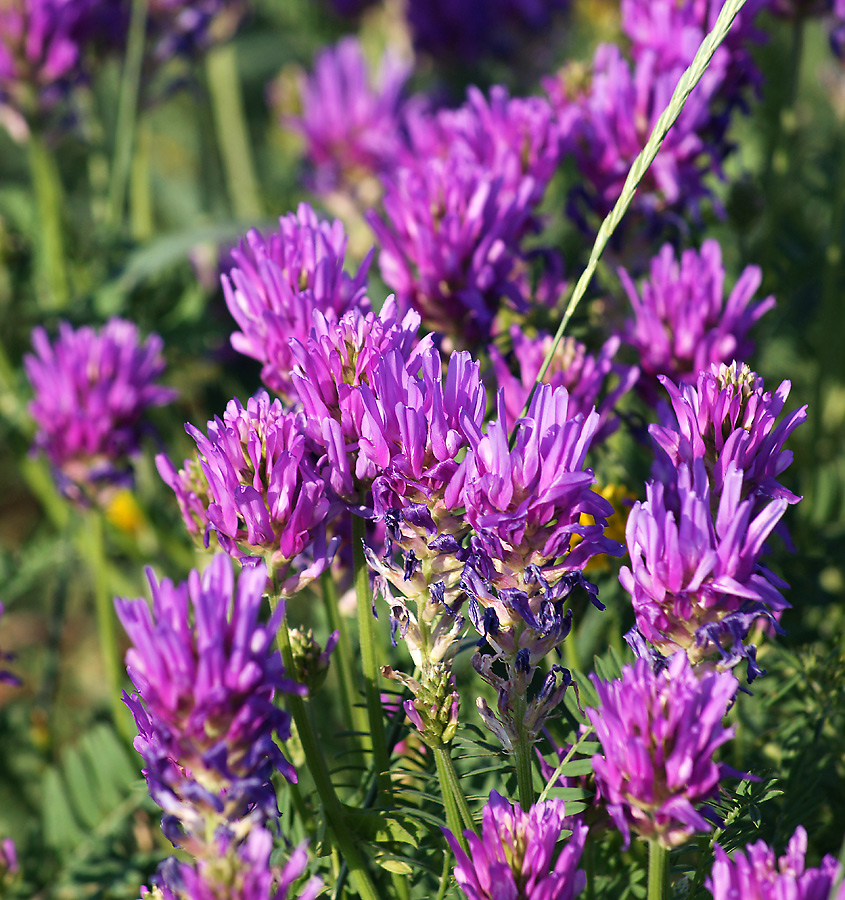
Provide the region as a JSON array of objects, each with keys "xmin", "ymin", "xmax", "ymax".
[
  {"xmin": 587, "ymin": 652, "xmax": 740, "ymax": 849},
  {"xmin": 443, "ymin": 790, "xmax": 588, "ymax": 900}
]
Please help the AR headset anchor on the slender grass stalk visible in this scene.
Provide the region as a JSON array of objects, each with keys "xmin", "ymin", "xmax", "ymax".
[
  {"xmin": 108, "ymin": 0, "xmax": 148, "ymax": 230},
  {"xmin": 274, "ymin": 610, "xmax": 383, "ymax": 900},
  {"xmin": 130, "ymin": 116, "xmax": 154, "ymax": 241},
  {"xmin": 647, "ymin": 840, "xmax": 669, "ymax": 900},
  {"xmin": 352, "ymin": 515, "xmax": 392, "ymax": 797},
  {"xmin": 205, "ymin": 42, "xmax": 263, "ymax": 221},
  {"xmin": 321, "ymin": 570, "xmax": 368, "ymax": 747},
  {"xmin": 433, "ymin": 745, "xmax": 476, "ymax": 838},
  {"xmin": 520, "ymin": 0, "xmax": 749, "ymax": 424},
  {"xmin": 28, "ymin": 132, "xmax": 68, "ymax": 310}
]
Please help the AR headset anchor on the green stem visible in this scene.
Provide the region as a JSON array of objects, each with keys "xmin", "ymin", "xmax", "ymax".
[
  {"xmin": 28, "ymin": 133, "xmax": 68, "ymax": 310},
  {"xmin": 321, "ymin": 571, "xmax": 367, "ymax": 744},
  {"xmin": 433, "ymin": 745, "xmax": 476, "ymax": 843},
  {"xmin": 647, "ymin": 839, "xmax": 669, "ymax": 900},
  {"xmin": 585, "ymin": 839, "xmax": 596, "ymax": 900},
  {"xmin": 130, "ymin": 116, "xmax": 154, "ymax": 241},
  {"xmin": 205, "ymin": 42, "xmax": 263, "ymax": 221},
  {"xmin": 79, "ymin": 511, "xmax": 130, "ymax": 739},
  {"xmin": 512, "ymin": 693, "xmax": 535, "ymax": 810},
  {"xmin": 274, "ymin": 612, "xmax": 382, "ymax": 900},
  {"xmin": 108, "ymin": 0, "xmax": 148, "ymax": 229},
  {"xmin": 352, "ymin": 515, "xmax": 392, "ymax": 797}
]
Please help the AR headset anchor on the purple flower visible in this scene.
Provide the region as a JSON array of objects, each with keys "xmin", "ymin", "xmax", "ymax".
[
  {"xmin": 367, "ymin": 153, "xmax": 542, "ymax": 345},
  {"xmin": 290, "ymin": 37, "xmax": 410, "ymax": 195},
  {"xmin": 222, "ymin": 204, "xmax": 372, "ymax": 400},
  {"xmin": 143, "ymin": 827, "xmax": 321, "ymax": 900},
  {"xmin": 707, "ymin": 826, "xmax": 844, "ymax": 900},
  {"xmin": 443, "ymin": 791, "xmax": 587, "ymax": 900},
  {"xmin": 618, "ymin": 241, "xmax": 775, "ymax": 400},
  {"xmin": 25, "ymin": 319, "xmax": 176, "ymax": 505},
  {"xmin": 649, "ymin": 362, "xmax": 807, "ymax": 505},
  {"xmin": 448, "ymin": 384, "xmax": 620, "ymax": 569},
  {"xmin": 553, "ymin": 44, "xmax": 727, "ymax": 224},
  {"xmin": 115, "ymin": 555, "xmax": 303, "ymax": 847},
  {"xmin": 156, "ymin": 392, "xmax": 332, "ymax": 592},
  {"xmin": 0, "ymin": 838, "xmax": 17, "ymax": 876},
  {"xmin": 620, "ymin": 460, "xmax": 790, "ymax": 672},
  {"xmin": 0, "ymin": 0, "xmax": 97, "ymax": 135},
  {"xmin": 0, "ymin": 603, "xmax": 20, "ymax": 687},
  {"xmin": 489, "ymin": 328, "xmax": 638, "ymax": 440},
  {"xmin": 587, "ymin": 652, "xmax": 740, "ymax": 849},
  {"xmin": 145, "ymin": 0, "xmax": 244, "ymax": 63}
]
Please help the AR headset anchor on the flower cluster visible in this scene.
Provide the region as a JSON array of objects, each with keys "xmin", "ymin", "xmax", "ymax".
[
  {"xmin": 25, "ymin": 319, "xmax": 176, "ymax": 505},
  {"xmin": 618, "ymin": 241, "xmax": 775, "ymax": 400},
  {"xmin": 707, "ymin": 826, "xmax": 845, "ymax": 900},
  {"xmin": 115, "ymin": 555, "xmax": 302, "ymax": 849},
  {"xmin": 156, "ymin": 392, "xmax": 332, "ymax": 593},
  {"xmin": 443, "ymin": 791, "xmax": 587, "ymax": 900},
  {"xmin": 587, "ymin": 652, "xmax": 740, "ymax": 849},
  {"xmin": 222, "ymin": 203, "xmax": 372, "ymax": 400}
]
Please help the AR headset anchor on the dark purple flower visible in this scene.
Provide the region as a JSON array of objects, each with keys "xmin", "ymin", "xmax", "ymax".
[
  {"xmin": 618, "ymin": 242, "xmax": 775, "ymax": 400},
  {"xmin": 489, "ymin": 328, "xmax": 638, "ymax": 439},
  {"xmin": 443, "ymin": 790, "xmax": 587, "ymax": 900},
  {"xmin": 143, "ymin": 827, "xmax": 321, "ymax": 900},
  {"xmin": 619, "ymin": 460, "xmax": 790, "ymax": 668},
  {"xmin": 146, "ymin": 0, "xmax": 244, "ymax": 63},
  {"xmin": 587, "ymin": 652, "xmax": 740, "ymax": 849},
  {"xmin": 290, "ymin": 37, "xmax": 410, "ymax": 195},
  {"xmin": 707, "ymin": 826, "xmax": 843, "ymax": 900},
  {"xmin": 649, "ymin": 361, "xmax": 807, "ymax": 505},
  {"xmin": 222, "ymin": 204, "xmax": 372, "ymax": 400},
  {"xmin": 25, "ymin": 319, "xmax": 176, "ymax": 505},
  {"xmin": 156, "ymin": 392, "xmax": 331, "ymax": 593},
  {"xmin": 115, "ymin": 555, "xmax": 303, "ymax": 847}
]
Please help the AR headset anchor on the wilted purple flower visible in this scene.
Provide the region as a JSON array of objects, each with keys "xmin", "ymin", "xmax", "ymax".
[
  {"xmin": 618, "ymin": 241, "xmax": 775, "ymax": 400},
  {"xmin": 143, "ymin": 827, "xmax": 321, "ymax": 900},
  {"xmin": 290, "ymin": 37, "xmax": 410, "ymax": 195},
  {"xmin": 367, "ymin": 153, "xmax": 542, "ymax": 346},
  {"xmin": 443, "ymin": 790, "xmax": 587, "ymax": 900},
  {"xmin": 555, "ymin": 44, "xmax": 726, "ymax": 224},
  {"xmin": 620, "ymin": 460, "xmax": 790, "ymax": 675},
  {"xmin": 289, "ymin": 297, "xmax": 429, "ymax": 504},
  {"xmin": 115, "ymin": 555, "xmax": 303, "ymax": 848},
  {"xmin": 157, "ymin": 392, "xmax": 331, "ymax": 592},
  {"xmin": 222, "ymin": 204, "xmax": 372, "ymax": 400},
  {"xmin": 649, "ymin": 362, "xmax": 807, "ymax": 505},
  {"xmin": 449, "ymin": 384, "xmax": 619, "ymax": 569},
  {"xmin": 587, "ymin": 652, "xmax": 740, "ymax": 849},
  {"xmin": 25, "ymin": 319, "xmax": 176, "ymax": 505},
  {"xmin": 0, "ymin": 0, "xmax": 97, "ymax": 136},
  {"xmin": 707, "ymin": 826, "xmax": 844, "ymax": 900},
  {"xmin": 489, "ymin": 328, "xmax": 638, "ymax": 439}
]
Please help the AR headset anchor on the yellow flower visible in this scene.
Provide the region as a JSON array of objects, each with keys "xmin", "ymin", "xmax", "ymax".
[
  {"xmin": 105, "ymin": 489, "xmax": 144, "ymax": 537},
  {"xmin": 577, "ymin": 483, "xmax": 636, "ymax": 573}
]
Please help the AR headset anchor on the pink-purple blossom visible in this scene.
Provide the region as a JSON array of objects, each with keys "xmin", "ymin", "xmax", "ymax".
[
  {"xmin": 222, "ymin": 204, "xmax": 372, "ymax": 400},
  {"xmin": 707, "ymin": 826, "xmax": 844, "ymax": 900},
  {"xmin": 115, "ymin": 555, "xmax": 303, "ymax": 847},
  {"xmin": 443, "ymin": 790, "xmax": 587, "ymax": 900},
  {"xmin": 25, "ymin": 318, "xmax": 176, "ymax": 505},
  {"xmin": 587, "ymin": 651, "xmax": 740, "ymax": 849},
  {"xmin": 618, "ymin": 241, "xmax": 775, "ymax": 399}
]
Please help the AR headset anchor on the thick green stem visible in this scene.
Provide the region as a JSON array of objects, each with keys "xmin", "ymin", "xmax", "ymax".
[
  {"xmin": 28, "ymin": 133, "xmax": 68, "ymax": 310},
  {"xmin": 433, "ymin": 745, "xmax": 476, "ymax": 844},
  {"xmin": 352, "ymin": 515, "xmax": 392, "ymax": 797},
  {"xmin": 321, "ymin": 570, "xmax": 367, "ymax": 744},
  {"xmin": 512, "ymin": 693, "xmax": 535, "ymax": 810},
  {"xmin": 108, "ymin": 0, "xmax": 148, "ymax": 229},
  {"xmin": 205, "ymin": 43, "xmax": 263, "ymax": 221},
  {"xmin": 647, "ymin": 840, "xmax": 669, "ymax": 900},
  {"xmin": 80, "ymin": 511, "xmax": 129, "ymax": 739},
  {"xmin": 274, "ymin": 613, "xmax": 382, "ymax": 900}
]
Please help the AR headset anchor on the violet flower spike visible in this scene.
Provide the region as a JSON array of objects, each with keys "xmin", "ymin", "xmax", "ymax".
[
  {"xmin": 115, "ymin": 555, "xmax": 304, "ymax": 848},
  {"xmin": 707, "ymin": 825, "xmax": 844, "ymax": 900},
  {"xmin": 619, "ymin": 241, "xmax": 775, "ymax": 400},
  {"xmin": 25, "ymin": 318, "xmax": 176, "ymax": 506},
  {"xmin": 587, "ymin": 651, "xmax": 741, "ymax": 849},
  {"xmin": 222, "ymin": 203, "xmax": 372, "ymax": 400},
  {"xmin": 443, "ymin": 790, "xmax": 588, "ymax": 900}
]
